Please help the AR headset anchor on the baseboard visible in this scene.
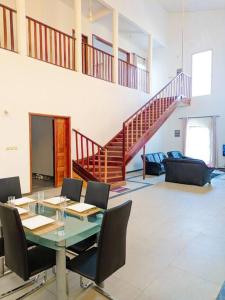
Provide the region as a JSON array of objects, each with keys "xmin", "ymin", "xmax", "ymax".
[{"xmin": 126, "ymin": 169, "xmax": 143, "ymax": 174}]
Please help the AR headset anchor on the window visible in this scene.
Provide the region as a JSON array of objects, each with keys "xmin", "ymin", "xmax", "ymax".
[
  {"xmin": 192, "ymin": 50, "xmax": 212, "ymax": 97},
  {"xmin": 185, "ymin": 117, "xmax": 212, "ymax": 164}
]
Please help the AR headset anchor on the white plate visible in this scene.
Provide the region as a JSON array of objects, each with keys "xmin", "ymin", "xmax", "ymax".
[
  {"xmin": 44, "ymin": 197, "xmax": 69, "ymax": 205},
  {"xmin": 22, "ymin": 215, "xmax": 55, "ymax": 230},
  {"xmin": 66, "ymin": 203, "xmax": 96, "ymax": 213},
  {"xmin": 17, "ymin": 207, "xmax": 28, "ymax": 215},
  {"xmin": 11, "ymin": 197, "xmax": 35, "ymax": 206}
]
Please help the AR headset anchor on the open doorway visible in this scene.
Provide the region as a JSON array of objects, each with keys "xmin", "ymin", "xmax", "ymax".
[{"xmin": 29, "ymin": 113, "xmax": 71, "ymax": 193}]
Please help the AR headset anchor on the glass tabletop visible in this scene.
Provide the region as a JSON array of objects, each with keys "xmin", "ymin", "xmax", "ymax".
[{"xmin": 24, "ymin": 203, "xmax": 104, "ymax": 250}]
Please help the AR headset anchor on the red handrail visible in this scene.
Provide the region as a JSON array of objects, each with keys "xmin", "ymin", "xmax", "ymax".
[
  {"xmin": 73, "ymin": 129, "xmax": 108, "ymax": 182},
  {"xmin": 27, "ymin": 16, "xmax": 75, "ymax": 71},
  {"xmin": 0, "ymin": 4, "xmax": 17, "ymax": 52},
  {"xmin": 118, "ymin": 59, "xmax": 150, "ymax": 93},
  {"xmin": 82, "ymin": 43, "xmax": 113, "ymax": 82},
  {"xmin": 123, "ymin": 72, "xmax": 192, "ymax": 154}
]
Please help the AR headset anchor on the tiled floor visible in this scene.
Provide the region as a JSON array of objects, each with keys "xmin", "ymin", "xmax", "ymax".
[{"xmin": 3, "ymin": 174, "xmax": 225, "ymax": 300}]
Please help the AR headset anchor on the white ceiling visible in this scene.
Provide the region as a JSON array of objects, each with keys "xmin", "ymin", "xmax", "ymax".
[{"xmin": 158, "ymin": 0, "xmax": 225, "ymax": 12}]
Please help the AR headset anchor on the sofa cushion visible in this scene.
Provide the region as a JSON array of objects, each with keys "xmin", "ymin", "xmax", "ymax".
[
  {"xmin": 153, "ymin": 153, "xmax": 160, "ymax": 163},
  {"xmin": 158, "ymin": 152, "xmax": 166, "ymax": 162}
]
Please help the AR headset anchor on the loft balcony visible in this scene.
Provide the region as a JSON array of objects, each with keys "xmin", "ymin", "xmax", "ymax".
[{"xmin": 0, "ymin": 0, "xmax": 151, "ymax": 94}]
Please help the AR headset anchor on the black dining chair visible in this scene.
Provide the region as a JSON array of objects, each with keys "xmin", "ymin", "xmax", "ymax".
[
  {"xmin": 67, "ymin": 181, "xmax": 110, "ymax": 256},
  {"xmin": 66, "ymin": 200, "xmax": 132, "ymax": 297},
  {"xmin": 0, "ymin": 176, "xmax": 22, "ymax": 203},
  {"xmin": 61, "ymin": 178, "xmax": 83, "ymax": 202},
  {"xmin": 0, "ymin": 204, "xmax": 56, "ymax": 299}
]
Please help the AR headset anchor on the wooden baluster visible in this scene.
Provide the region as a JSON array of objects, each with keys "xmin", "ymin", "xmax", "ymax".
[
  {"xmin": 75, "ymin": 132, "xmax": 79, "ymax": 164},
  {"xmin": 131, "ymin": 119, "xmax": 134, "ymax": 147},
  {"xmin": 92, "ymin": 142, "xmax": 95, "ymax": 177},
  {"xmin": 141, "ymin": 109, "xmax": 143, "ymax": 136},
  {"xmin": 59, "ymin": 33, "xmax": 62, "ymax": 66},
  {"xmin": 54, "ymin": 31, "xmax": 57, "ymax": 65},
  {"xmin": 68, "ymin": 37, "xmax": 70, "ymax": 69},
  {"xmin": 136, "ymin": 114, "xmax": 138, "ymax": 141},
  {"xmin": 98, "ymin": 147, "xmax": 101, "ymax": 181},
  {"xmin": 28, "ymin": 18, "xmax": 32, "ymax": 56},
  {"xmin": 81, "ymin": 135, "xmax": 84, "ymax": 167},
  {"xmin": 126, "ymin": 124, "xmax": 129, "ymax": 151},
  {"xmin": 49, "ymin": 29, "xmax": 53, "ymax": 63},
  {"xmin": 72, "ymin": 38, "xmax": 75, "ymax": 71},
  {"xmin": 3, "ymin": 7, "xmax": 7, "ymax": 49},
  {"xmin": 86, "ymin": 139, "xmax": 89, "ymax": 171},
  {"xmin": 104, "ymin": 149, "xmax": 108, "ymax": 183},
  {"xmin": 34, "ymin": 21, "xmax": 37, "ymax": 59},
  {"xmin": 63, "ymin": 34, "xmax": 66, "ymax": 67},
  {"xmin": 44, "ymin": 26, "xmax": 48, "ymax": 62},
  {"xmin": 39, "ymin": 23, "xmax": 43, "ymax": 60},
  {"xmin": 9, "ymin": 10, "xmax": 14, "ymax": 51}
]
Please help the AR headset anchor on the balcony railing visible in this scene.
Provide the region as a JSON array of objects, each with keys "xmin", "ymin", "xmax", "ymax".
[
  {"xmin": 118, "ymin": 59, "xmax": 150, "ymax": 93},
  {"xmin": 27, "ymin": 16, "xmax": 75, "ymax": 70},
  {"xmin": 82, "ymin": 43, "xmax": 113, "ymax": 82},
  {"xmin": 0, "ymin": 4, "xmax": 17, "ymax": 52}
]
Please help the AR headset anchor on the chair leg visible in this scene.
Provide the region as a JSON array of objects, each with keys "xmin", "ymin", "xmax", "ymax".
[
  {"xmin": 0, "ymin": 257, "xmax": 12, "ymax": 278},
  {"xmin": 0, "ymin": 276, "xmax": 38, "ymax": 299},
  {"xmin": 80, "ymin": 276, "xmax": 93, "ymax": 289},
  {"xmin": 94, "ymin": 284, "xmax": 117, "ymax": 300},
  {"xmin": 16, "ymin": 272, "xmax": 48, "ymax": 300}
]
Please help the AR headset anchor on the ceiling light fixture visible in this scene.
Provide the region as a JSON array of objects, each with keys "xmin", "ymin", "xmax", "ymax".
[{"xmin": 88, "ymin": 0, "xmax": 93, "ymax": 21}]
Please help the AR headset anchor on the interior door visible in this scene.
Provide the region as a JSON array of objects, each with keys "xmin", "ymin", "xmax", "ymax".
[{"xmin": 54, "ymin": 118, "xmax": 71, "ymax": 187}]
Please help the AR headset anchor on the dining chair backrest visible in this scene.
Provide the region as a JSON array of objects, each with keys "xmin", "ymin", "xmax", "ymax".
[
  {"xmin": 84, "ymin": 181, "xmax": 110, "ymax": 210},
  {"xmin": 61, "ymin": 178, "xmax": 83, "ymax": 202},
  {"xmin": 0, "ymin": 176, "xmax": 22, "ymax": 203},
  {"xmin": 0, "ymin": 204, "xmax": 29, "ymax": 280},
  {"xmin": 95, "ymin": 200, "xmax": 132, "ymax": 284}
]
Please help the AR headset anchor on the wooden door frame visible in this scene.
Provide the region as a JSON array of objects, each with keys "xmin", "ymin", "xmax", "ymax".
[{"xmin": 29, "ymin": 113, "xmax": 71, "ymax": 194}]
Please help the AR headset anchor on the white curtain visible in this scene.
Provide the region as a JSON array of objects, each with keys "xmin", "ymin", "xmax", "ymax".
[{"xmin": 184, "ymin": 116, "xmax": 217, "ymax": 167}]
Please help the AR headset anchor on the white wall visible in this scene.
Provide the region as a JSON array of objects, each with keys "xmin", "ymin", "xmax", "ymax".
[
  {"xmin": 32, "ymin": 116, "xmax": 54, "ymax": 176},
  {"xmin": 158, "ymin": 9, "xmax": 225, "ymax": 167},
  {"xmin": 0, "ymin": 50, "xmax": 156, "ymax": 193}
]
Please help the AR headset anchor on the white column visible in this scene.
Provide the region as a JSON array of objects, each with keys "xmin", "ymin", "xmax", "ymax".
[
  {"xmin": 112, "ymin": 9, "xmax": 119, "ymax": 84},
  {"xmin": 147, "ymin": 34, "xmax": 153, "ymax": 94},
  {"xmin": 74, "ymin": 0, "xmax": 82, "ymax": 73},
  {"xmin": 16, "ymin": 0, "xmax": 27, "ymax": 56}
]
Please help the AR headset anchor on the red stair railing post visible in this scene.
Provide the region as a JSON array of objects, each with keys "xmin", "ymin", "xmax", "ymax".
[
  {"xmin": 98, "ymin": 147, "xmax": 101, "ymax": 181},
  {"xmin": 122, "ymin": 123, "xmax": 126, "ymax": 180},
  {"xmin": 92, "ymin": 142, "xmax": 95, "ymax": 177},
  {"xmin": 75, "ymin": 131, "xmax": 79, "ymax": 164},
  {"xmin": 104, "ymin": 148, "xmax": 108, "ymax": 183}
]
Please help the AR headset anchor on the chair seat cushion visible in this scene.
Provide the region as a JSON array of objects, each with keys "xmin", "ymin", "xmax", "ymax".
[
  {"xmin": 67, "ymin": 234, "xmax": 97, "ymax": 254},
  {"xmin": 28, "ymin": 246, "xmax": 56, "ymax": 277},
  {"xmin": 0, "ymin": 237, "xmax": 4, "ymax": 257},
  {"xmin": 66, "ymin": 247, "xmax": 97, "ymax": 281}
]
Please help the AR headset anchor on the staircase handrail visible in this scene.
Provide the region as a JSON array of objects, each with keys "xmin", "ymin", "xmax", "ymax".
[{"xmin": 123, "ymin": 72, "xmax": 191, "ymax": 126}]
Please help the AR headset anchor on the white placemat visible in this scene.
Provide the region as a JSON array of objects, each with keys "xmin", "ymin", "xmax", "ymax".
[
  {"xmin": 11, "ymin": 197, "xmax": 35, "ymax": 206},
  {"xmin": 66, "ymin": 203, "xmax": 96, "ymax": 213},
  {"xmin": 22, "ymin": 215, "xmax": 55, "ymax": 230},
  {"xmin": 44, "ymin": 197, "xmax": 69, "ymax": 205}
]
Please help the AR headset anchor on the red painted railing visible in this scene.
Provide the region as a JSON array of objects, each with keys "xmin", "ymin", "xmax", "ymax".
[
  {"xmin": 73, "ymin": 129, "xmax": 108, "ymax": 182},
  {"xmin": 82, "ymin": 43, "xmax": 113, "ymax": 82},
  {"xmin": 118, "ymin": 59, "xmax": 137, "ymax": 90},
  {"xmin": 0, "ymin": 4, "xmax": 17, "ymax": 52},
  {"xmin": 27, "ymin": 16, "xmax": 75, "ymax": 70},
  {"xmin": 123, "ymin": 72, "xmax": 192, "ymax": 156},
  {"xmin": 118, "ymin": 59, "xmax": 150, "ymax": 93}
]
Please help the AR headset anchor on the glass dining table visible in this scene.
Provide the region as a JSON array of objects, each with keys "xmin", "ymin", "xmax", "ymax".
[{"xmin": 24, "ymin": 202, "xmax": 104, "ymax": 300}]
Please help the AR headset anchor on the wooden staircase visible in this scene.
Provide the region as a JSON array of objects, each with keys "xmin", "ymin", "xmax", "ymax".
[{"xmin": 72, "ymin": 72, "xmax": 192, "ymax": 185}]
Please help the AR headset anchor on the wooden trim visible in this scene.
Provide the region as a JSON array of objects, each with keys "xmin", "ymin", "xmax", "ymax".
[
  {"xmin": 29, "ymin": 113, "xmax": 71, "ymax": 194},
  {"xmin": 92, "ymin": 34, "xmax": 130, "ymax": 63}
]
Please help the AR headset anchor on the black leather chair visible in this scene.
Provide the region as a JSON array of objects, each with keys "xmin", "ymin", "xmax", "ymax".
[
  {"xmin": 61, "ymin": 178, "xmax": 83, "ymax": 201},
  {"xmin": 163, "ymin": 158, "xmax": 214, "ymax": 186},
  {"xmin": 0, "ymin": 176, "xmax": 22, "ymax": 203},
  {"xmin": 167, "ymin": 151, "xmax": 189, "ymax": 159},
  {"xmin": 67, "ymin": 200, "xmax": 132, "ymax": 296},
  {"xmin": 141, "ymin": 152, "xmax": 167, "ymax": 175},
  {"xmin": 0, "ymin": 204, "xmax": 56, "ymax": 299},
  {"xmin": 67, "ymin": 181, "xmax": 110, "ymax": 255}
]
